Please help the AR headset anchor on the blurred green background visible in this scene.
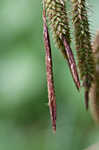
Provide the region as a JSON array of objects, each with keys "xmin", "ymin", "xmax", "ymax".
[{"xmin": 0, "ymin": 0, "xmax": 99, "ymax": 150}]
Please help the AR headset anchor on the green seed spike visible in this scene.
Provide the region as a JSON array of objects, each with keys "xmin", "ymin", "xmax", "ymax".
[
  {"xmin": 44, "ymin": 0, "xmax": 70, "ymax": 45},
  {"xmin": 44, "ymin": 0, "xmax": 80, "ymax": 90},
  {"xmin": 71, "ymin": 0, "xmax": 95, "ymax": 109}
]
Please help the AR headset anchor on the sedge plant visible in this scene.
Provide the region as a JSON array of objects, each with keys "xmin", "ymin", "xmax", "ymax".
[{"xmin": 43, "ymin": 0, "xmax": 97, "ymax": 132}]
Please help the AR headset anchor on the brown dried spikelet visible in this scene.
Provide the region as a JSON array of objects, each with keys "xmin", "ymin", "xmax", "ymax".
[
  {"xmin": 90, "ymin": 31, "xmax": 99, "ymax": 122},
  {"xmin": 71, "ymin": 0, "xmax": 95, "ymax": 109},
  {"xmin": 43, "ymin": 8, "xmax": 56, "ymax": 132}
]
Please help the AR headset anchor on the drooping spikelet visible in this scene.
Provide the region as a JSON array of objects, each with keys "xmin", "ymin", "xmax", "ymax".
[
  {"xmin": 90, "ymin": 31, "xmax": 99, "ymax": 122},
  {"xmin": 71, "ymin": 0, "xmax": 95, "ymax": 109},
  {"xmin": 44, "ymin": 0, "xmax": 80, "ymax": 90},
  {"xmin": 43, "ymin": 8, "xmax": 56, "ymax": 132}
]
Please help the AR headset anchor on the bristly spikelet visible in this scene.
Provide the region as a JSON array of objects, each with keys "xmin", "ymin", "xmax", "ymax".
[
  {"xmin": 71, "ymin": 0, "xmax": 95, "ymax": 109},
  {"xmin": 44, "ymin": 0, "xmax": 80, "ymax": 90},
  {"xmin": 44, "ymin": 0, "xmax": 70, "ymax": 56}
]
